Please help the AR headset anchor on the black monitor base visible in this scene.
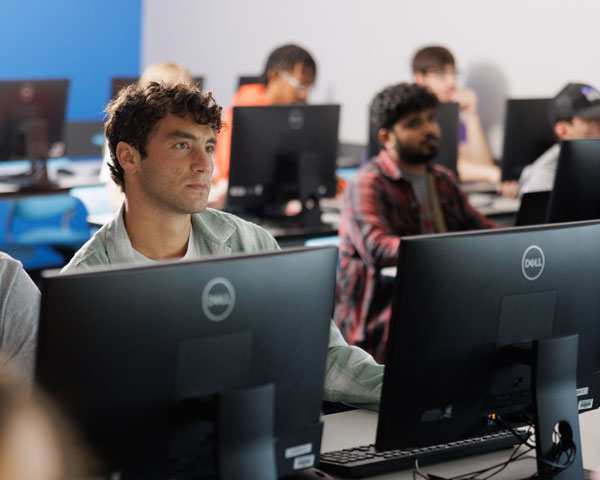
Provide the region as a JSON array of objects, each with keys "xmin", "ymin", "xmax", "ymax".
[
  {"xmin": 218, "ymin": 383, "xmax": 277, "ymax": 480},
  {"xmin": 511, "ymin": 335, "xmax": 584, "ymax": 479},
  {"xmin": 17, "ymin": 160, "xmax": 58, "ymax": 192}
]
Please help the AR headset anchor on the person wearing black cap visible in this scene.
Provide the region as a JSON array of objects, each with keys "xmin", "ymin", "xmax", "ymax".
[{"xmin": 518, "ymin": 82, "xmax": 600, "ymax": 196}]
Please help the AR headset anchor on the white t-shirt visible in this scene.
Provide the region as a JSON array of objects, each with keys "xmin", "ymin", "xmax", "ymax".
[
  {"xmin": 132, "ymin": 226, "xmax": 203, "ymax": 264},
  {"xmin": 518, "ymin": 143, "xmax": 560, "ymax": 198}
]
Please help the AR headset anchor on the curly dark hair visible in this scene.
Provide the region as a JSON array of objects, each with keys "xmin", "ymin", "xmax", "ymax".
[
  {"xmin": 412, "ymin": 45, "xmax": 455, "ymax": 74},
  {"xmin": 261, "ymin": 44, "xmax": 317, "ymax": 84},
  {"xmin": 104, "ymin": 81, "xmax": 222, "ymax": 192},
  {"xmin": 370, "ymin": 83, "xmax": 439, "ymax": 134}
]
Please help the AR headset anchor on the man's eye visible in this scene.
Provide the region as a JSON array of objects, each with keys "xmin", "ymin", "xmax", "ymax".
[
  {"xmin": 408, "ymin": 120, "xmax": 420, "ymax": 128},
  {"xmin": 206, "ymin": 145, "xmax": 215, "ymax": 154},
  {"xmin": 174, "ymin": 142, "xmax": 189, "ymax": 149}
]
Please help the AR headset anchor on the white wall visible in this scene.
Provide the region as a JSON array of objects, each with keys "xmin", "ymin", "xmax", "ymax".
[{"xmin": 142, "ymin": 0, "xmax": 600, "ymax": 157}]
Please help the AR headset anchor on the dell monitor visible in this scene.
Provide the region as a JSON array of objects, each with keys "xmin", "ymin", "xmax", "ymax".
[
  {"xmin": 500, "ymin": 98, "xmax": 556, "ymax": 181},
  {"xmin": 64, "ymin": 120, "xmax": 105, "ymax": 158},
  {"xmin": 226, "ymin": 104, "xmax": 340, "ymax": 228},
  {"xmin": 238, "ymin": 75, "xmax": 263, "ymax": 88},
  {"xmin": 546, "ymin": 138, "xmax": 600, "ymax": 223},
  {"xmin": 0, "ymin": 79, "xmax": 69, "ymax": 190},
  {"xmin": 36, "ymin": 247, "xmax": 337, "ymax": 479},
  {"xmin": 366, "ymin": 102, "xmax": 459, "ymax": 175},
  {"xmin": 111, "ymin": 76, "xmax": 204, "ymax": 99},
  {"xmin": 377, "ymin": 222, "xmax": 600, "ymax": 477},
  {"xmin": 514, "ymin": 190, "xmax": 551, "ymax": 226}
]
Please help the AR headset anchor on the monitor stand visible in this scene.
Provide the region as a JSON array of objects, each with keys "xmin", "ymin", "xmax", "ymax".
[
  {"xmin": 118, "ymin": 383, "xmax": 278, "ymax": 480},
  {"xmin": 2, "ymin": 119, "xmax": 58, "ymax": 192},
  {"xmin": 269, "ymin": 152, "xmax": 324, "ymax": 229},
  {"xmin": 217, "ymin": 383, "xmax": 277, "ymax": 480},
  {"xmin": 511, "ymin": 335, "xmax": 584, "ymax": 479},
  {"xmin": 16, "ymin": 160, "xmax": 57, "ymax": 192}
]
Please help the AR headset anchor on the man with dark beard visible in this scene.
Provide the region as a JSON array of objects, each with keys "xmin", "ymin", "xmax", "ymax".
[{"xmin": 334, "ymin": 83, "xmax": 493, "ymax": 363}]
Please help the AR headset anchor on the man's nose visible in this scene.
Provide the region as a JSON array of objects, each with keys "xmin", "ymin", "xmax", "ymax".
[
  {"xmin": 191, "ymin": 149, "xmax": 213, "ymax": 173},
  {"xmin": 427, "ymin": 120, "xmax": 441, "ymax": 137}
]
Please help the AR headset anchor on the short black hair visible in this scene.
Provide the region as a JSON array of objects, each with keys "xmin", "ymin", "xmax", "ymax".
[
  {"xmin": 370, "ymin": 83, "xmax": 439, "ymax": 133},
  {"xmin": 412, "ymin": 46, "xmax": 455, "ymax": 74},
  {"xmin": 262, "ymin": 44, "xmax": 317, "ymax": 85}
]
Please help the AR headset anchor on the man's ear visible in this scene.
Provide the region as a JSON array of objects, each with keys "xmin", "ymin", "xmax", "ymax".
[
  {"xmin": 554, "ymin": 121, "xmax": 572, "ymax": 140},
  {"xmin": 377, "ymin": 128, "xmax": 394, "ymax": 151},
  {"xmin": 115, "ymin": 141, "xmax": 141, "ymax": 173},
  {"xmin": 266, "ymin": 67, "xmax": 279, "ymax": 86},
  {"xmin": 413, "ymin": 71, "xmax": 425, "ymax": 85}
]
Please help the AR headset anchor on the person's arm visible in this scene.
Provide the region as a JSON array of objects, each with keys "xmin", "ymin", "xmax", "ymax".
[
  {"xmin": 341, "ymin": 173, "xmax": 403, "ymax": 269},
  {"xmin": 323, "ymin": 321, "xmax": 383, "ymax": 410},
  {"xmin": 0, "ymin": 257, "xmax": 40, "ymax": 384},
  {"xmin": 454, "ymin": 89, "xmax": 500, "ymax": 184},
  {"xmin": 497, "ymin": 180, "xmax": 519, "ymax": 198}
]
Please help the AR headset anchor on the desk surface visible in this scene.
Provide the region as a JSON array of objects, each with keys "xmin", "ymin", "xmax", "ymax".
[
  {"xmin": 321, "ymin": 409, "xmax": 600, "ymax": 479},
  {"xmin": 0, "ymin": 157, "xmax": 102, "ymax": 197}
]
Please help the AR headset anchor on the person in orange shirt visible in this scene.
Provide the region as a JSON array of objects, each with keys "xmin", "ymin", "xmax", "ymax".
[{"xmin": 209, "ymin": 44, "xmax": 317, "ymax": 208}]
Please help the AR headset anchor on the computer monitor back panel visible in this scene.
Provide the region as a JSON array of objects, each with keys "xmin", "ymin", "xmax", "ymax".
[
  {"xmin": 227, "ymin": 105, "xmax": 339, "ymax": 213},
  {"xmin": 432, "ymin": 102, "xmax": 459, "ymax": 174},
  {"xmin": 377, "ymin": 222, "xmax": 600, "ymax": 450},
  {"xmin": 0, "ymin": 79, "xmax": 69, "ymax": 161},
  {"xmin": 36, "ymin": 247, "xmax": 337, "ymax": 477},
  {"xmin": 546, "ymin": 138, "xmax": 600, "ymax": 223},
  {"xmin": 500, "ymin": 98, "xmax": 555, "ymax": 181},
  {"xmin": 238, "ymin": 75, "xmax": 263, "ymax": 88},
  {"xmin": 64, "ymin": 121, "xmax": 105, "ymax": 158},
  {"xmin": 366, "ymin": 102, "xmax": 459, "ymax": 174},
  {"xmin": 514, "ymin": 190, "xmax": 551, "ymax": 226}
]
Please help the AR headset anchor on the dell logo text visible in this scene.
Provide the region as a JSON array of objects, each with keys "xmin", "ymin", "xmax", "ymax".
[
  {"xmin": 521, "ymin": 245, "xmax": 545, "ymax": 281},
  {"xmin": 202, "ymin": 277, "xmax": 236, "ymax": 322}
]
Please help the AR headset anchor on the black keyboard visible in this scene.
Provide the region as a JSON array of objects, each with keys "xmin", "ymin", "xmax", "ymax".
[{"xmin": 319, "ymin": 430, "xmax": 525, "ymax": 478}]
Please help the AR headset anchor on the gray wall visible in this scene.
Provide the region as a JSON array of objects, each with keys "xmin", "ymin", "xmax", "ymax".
[{"xmin": 142, "ymin": 0, "xmax": 600, "ymax": 157}]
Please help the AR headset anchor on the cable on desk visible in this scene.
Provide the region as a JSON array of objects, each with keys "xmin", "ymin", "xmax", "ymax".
[
  {"xmin": 412, "ymin": 441, "xmax": 534, "ymax": 480},
  {"xmin": 411, "ymin": 416, "xmax": 537, "ymax": 480},
  {"xmin": 493, "ymin": 413, "xmax": 577, "ymax": 479}
]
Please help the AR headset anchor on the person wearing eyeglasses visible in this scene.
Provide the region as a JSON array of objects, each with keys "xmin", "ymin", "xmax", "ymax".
[
  {"xmin": 412, "ymin": 45, "xmax": 500, "ymax": 185},
  {"xmin": 210, "ymin": 44, "xmax": 316, "ymax": 209}
]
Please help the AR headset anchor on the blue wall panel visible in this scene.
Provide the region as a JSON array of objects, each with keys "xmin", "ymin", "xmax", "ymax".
[{"xmin": 0, "ymin": 0, "xmax": 141, "ymax": 121}]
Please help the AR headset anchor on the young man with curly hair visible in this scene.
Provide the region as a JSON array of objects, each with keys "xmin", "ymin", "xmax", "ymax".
[
  {"xmin": 62, "ymin": 81, "xmax": 383, "ymax": 409},
  {"xmin": 334, "ymin": 83, "xmax": 494, "ymax": 364}
]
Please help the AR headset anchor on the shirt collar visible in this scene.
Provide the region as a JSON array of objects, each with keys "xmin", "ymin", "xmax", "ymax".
[
  {"xmin": 376, "ymin": 149, "xmax": 403, "ymax": 180},
  {"xmin": 190, "ymin": 209, "xmax": 235, "ymax": 255},
  {"xmin": 104, "ymin": 205, "xmax": 237, "ymax": 264}
]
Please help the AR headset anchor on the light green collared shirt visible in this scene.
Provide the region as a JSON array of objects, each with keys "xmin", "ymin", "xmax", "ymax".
[{"xmin": 62, "ymin": 205, "xmax": 383, "ymax": 409}]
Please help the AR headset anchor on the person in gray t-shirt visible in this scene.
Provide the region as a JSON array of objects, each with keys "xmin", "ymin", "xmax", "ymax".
[{"xmin": 0, "ymin": 252, "xmax": 39, "ymax": 383}]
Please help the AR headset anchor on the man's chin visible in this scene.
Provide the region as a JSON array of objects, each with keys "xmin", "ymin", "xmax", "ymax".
[
  {"xmin": 179, "ymin": 199, "xmax": 209, "ymax": 215},
  {"xmin": 402, "ymin": 152, "xmax": 438, "ymax": 165}
]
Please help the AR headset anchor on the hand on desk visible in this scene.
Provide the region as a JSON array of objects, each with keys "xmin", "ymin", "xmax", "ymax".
[{"xmin": 497, "ymin": 180, "xmax": 519, "ymax": 198}]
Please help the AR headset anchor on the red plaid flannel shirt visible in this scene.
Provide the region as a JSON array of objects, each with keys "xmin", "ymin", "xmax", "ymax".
[{"xmin": 334, "ymin": 150, "xmax": 495, "ymax": 363}]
